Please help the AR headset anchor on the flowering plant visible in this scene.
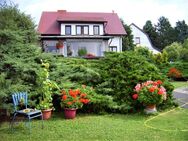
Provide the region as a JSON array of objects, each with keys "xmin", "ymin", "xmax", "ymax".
[
  {"xmin": 37, "ymin": 60, "xmax": 59, "ymax": 110},
  {"xmin": 132, "ymin": 80, "xmax": 167, "ymax": 105},
  {"xmin": 56, "ymin": 40, "xmax": 64, "ymax": 49},
  {"xmin": 60, "ymin": 88, "xmax": 90, "ymax": 109}
]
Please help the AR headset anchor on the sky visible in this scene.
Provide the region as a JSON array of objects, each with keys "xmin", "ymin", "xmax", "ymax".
[{"xmin": 12, "ymin": 0, "xmax": 188, "ymax": 28}]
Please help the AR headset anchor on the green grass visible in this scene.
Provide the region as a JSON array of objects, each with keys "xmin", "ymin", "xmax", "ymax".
[
  {"xmin": 171, "ymin": 81, "xmax": 188, "ymax": 89},
  {"xmin": 1, "ymin": 110, "xmax": 188, "ymax": 141}
]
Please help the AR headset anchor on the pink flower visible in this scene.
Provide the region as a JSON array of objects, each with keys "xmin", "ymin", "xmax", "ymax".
[
  {"xmin": 158, "ymin": 86, "xmax": 166, "ymax": 95},
  {"xmin": 135, "ymin": 84, "xmax": 141, "ymax": 92},
  {"xmin": 144, "ymin": 81, "xmax": 153, "ymax": 86}
]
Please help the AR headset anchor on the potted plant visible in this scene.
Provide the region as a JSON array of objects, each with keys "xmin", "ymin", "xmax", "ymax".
[
  {"xmin": 78, "ymin": 48, "xmax": 87, "ymax": 57},
  {"xmin": 132, "ymin": 80, "xmax": 167, "ymax": 114},
  {"xmin": 36, "ymin": 60, "xmax": 59, "ymax": 120},
  {"xmin": 37, "ymin": 98, "xmax": 54, "ymax": 120},
  {"xmin": 60, "ymin": 88, "xmax": 90, "ymax": 119}
]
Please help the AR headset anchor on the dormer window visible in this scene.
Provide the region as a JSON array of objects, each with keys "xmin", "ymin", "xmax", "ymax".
[
  {"xmin": 65, "ymin": 25, "xmax": 71, "ymax": 35},
  {"xmin": 76, "ymin": 25, "xmax": 89, "ymax": 35},
  {"xmin": 93, "ymin": 25, "xmax": 99, "ymax": 35}
]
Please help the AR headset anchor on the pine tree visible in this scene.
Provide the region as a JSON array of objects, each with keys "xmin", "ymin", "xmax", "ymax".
[
  {"xmin": 143, "ymin": 20, "xmax": 158, "ymax": 49},
  {"xmin": 175, "ymin": 20, "xmax": 188, "ymax": 43},
  {"xmin": 0, "ymin": 2, "xmax": 43, "ymax": 109}
]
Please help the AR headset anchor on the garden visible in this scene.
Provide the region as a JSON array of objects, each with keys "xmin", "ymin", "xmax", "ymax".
[{"xmin": 0, "ymin": 3, "xmax": 188, "ymax": 141}]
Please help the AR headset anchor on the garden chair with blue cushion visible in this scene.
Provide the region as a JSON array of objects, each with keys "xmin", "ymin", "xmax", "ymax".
[{"xmin": 10, "ymin": 92, "xmax": 43, "ymax": 132}]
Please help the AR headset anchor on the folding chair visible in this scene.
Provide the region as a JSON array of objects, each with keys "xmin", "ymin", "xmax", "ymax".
[{"xmin": 10, "ymin": 92, "xmax": 43, "ymax": 132}]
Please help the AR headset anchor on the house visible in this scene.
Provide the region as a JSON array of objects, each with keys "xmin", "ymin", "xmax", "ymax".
[
  {"xmin": 38, "ymin": 10, "xmax": 126, "ymax": 57},
  {"xmin": 130, "ymin": 23, "xmax": 160, "ymax": 54}
]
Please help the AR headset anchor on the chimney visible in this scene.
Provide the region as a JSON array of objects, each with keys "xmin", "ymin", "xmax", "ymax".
[{"xmin": 57, "ymin": 10, "xmax": 67, "ymax": 13}]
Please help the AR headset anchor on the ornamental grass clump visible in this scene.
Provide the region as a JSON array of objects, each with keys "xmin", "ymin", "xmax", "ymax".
[
  {"xmin": 60, "ymin": 88, "xmax": 90, "ymax": 109},
  {"xmin": 132, "ymin": 80, "xmax": 167, "ymax": 105}
]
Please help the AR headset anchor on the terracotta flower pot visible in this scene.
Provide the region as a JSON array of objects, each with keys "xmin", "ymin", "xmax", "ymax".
[
  {"xmin": 144, "ymin": 104, "xmax": 157, "ymax": 114},
  {"xmin": 64, "ymin": 108, "xmax": 77, "ymax": 119},
  {"xmin": 42, "ymin": 109, "xmax": 52, "ymax": 120}
]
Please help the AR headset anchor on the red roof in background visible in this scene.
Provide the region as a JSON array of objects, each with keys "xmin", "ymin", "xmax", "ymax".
[{"xmin": 38, "ymin": 10, "xmax": 126, "ymax": 35}]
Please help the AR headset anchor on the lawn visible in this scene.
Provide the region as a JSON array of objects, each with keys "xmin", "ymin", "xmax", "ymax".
[
  {"xmin": 1, "ymin": 81, "xmax": 188, "ymax": 141},
  {"xmin": 0, "ymin": 110, "xmax": 188, "ymax": 141},
  {"xmin": 171, "ymin": 81, "xmax": 188, "ymax": 89}
]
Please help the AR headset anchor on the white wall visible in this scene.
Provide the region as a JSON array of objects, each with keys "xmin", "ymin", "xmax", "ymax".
[
  {"xmin": 108, "ymin": 37, "xmax": 122, "ymax": 52},
  {"xmin": 130, "ymin": 25, "xmax": 159, "ymax": 54},
  {"xmin": 61, "ymin": 23, "xmax": 104, "ymax": 35}
]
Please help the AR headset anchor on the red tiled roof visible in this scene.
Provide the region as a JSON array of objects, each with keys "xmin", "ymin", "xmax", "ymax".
[
  {"xmin": 57, "ymin": 16, "xmax": 106, "ymax": 22},
  {"xmin": 38, "ymin": 10, "xmax": 126, "ymax": 35}
]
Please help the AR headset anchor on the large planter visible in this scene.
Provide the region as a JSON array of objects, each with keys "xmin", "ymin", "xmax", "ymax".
[
  {"xmin": 64, "ymin": 108, "xmax": 77, "ymax": 119},
  {"xmin": 42, "ymin": 109, "xmax": 52, "ymax": 120},
  {"xmin": 144, "ymin": 104, "xmax": 157, "ymax": 114}
]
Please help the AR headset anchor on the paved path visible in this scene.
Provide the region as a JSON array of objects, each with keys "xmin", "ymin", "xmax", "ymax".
[{"xmin": 173, "ymin": 87, "xmax": 188, "ymax": 108}]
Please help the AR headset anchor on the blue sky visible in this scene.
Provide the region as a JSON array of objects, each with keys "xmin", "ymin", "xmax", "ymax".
[{"xmin": 13, "ymin": 0, "xmax": 188, "ymax": 28}]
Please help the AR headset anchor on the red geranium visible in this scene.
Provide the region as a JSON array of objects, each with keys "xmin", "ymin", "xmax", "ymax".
[
  {"xmin": 60, "ymin": 88, "xmax": 90, "ymax": 109},
  {"xmin": 132, "ymin": 94, "xmax": 138, "ymax": 100},
  {"xmin": 132, "ymin": 80, "xmax": 167, "ymax": 105}
]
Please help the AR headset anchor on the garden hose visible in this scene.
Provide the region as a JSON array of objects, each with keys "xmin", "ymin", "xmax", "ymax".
[{"xmin": 144, "ymin": 97, "xmax": 188, "ymax": 132}]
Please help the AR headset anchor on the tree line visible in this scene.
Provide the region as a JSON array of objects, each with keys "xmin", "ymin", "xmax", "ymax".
[
  {"xmin": 143, "ymin": 16, "xmax": 188, "ymax": 50},
  {"xmin": 122, "ymin": 16, "xmax": 188, "ymax": 52}
]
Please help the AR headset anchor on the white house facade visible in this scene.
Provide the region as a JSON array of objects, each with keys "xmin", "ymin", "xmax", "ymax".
[
  {"xmin": 38, "ymin": 10, "xmax": 126, "ymax": 57},
  {"xmin": 130, "ymin": 23, "xmax": 160, "ymax": 54}
]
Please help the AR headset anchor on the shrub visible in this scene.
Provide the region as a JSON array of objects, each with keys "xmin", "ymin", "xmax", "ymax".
[
  {"xmin": 80, "ymin": 85, "xmax": 117, "ymax": 114},
  {"xmin": 160, "ymin": 61, "xmax": 188, "ymax": 80},
  {"xmin": 167, "ymin": 67, "xmax": 182, "ymax": 80},
  {"xmin": 95, "ymin": 52, "xmax": 175, "ymax": 112},
  {"xmin": 163, "ymin": 42, "xmax": 182, "ymax": 61},
  {"xmin": 180, "ymin": 48, "xmax": 188, "ymax": 61}
]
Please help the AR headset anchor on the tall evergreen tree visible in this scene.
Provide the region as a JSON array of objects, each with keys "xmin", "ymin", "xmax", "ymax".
[
  {"xmin": 155, "ymin": 16, "xmax": 176, "ymax": 50},
  {"xmin": 121, "ymin": 20, "xmax": 134, "ymax": 51},
  {"xmin": 0, "ymin": 2, "xmax": 44, "ymax": 109},
  {"xmin": 143, "ymin": 20, "xmax": 158, "ymax": 49},
  {"xmin": 175, "ymin": 20, "xmax": 188, "ymax": 43}
]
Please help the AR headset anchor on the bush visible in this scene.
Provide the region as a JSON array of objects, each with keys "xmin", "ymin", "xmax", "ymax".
[
  {"xmin": 167, "ymin": 67, "xmax": 182, "ymax": 80},
  {"xmin": 176, "ymin": 62, "xmax": 188, "ymax": 79},
  {"xmin": 163, "ymin": 42, "xmax": 182, "ymax": 61},
  {"xmin": 53, "ymin": 52, "xmax": 175, "ymax": 113},
  {"xmin": 95, "ymin": 52, "xmax": 175, "ymax": 112}
]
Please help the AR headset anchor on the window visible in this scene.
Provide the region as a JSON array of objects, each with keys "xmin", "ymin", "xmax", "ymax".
[
  {"xmin": 135, "ymin": 37, "xmax": 140, "ymax": 44},
  {"xmin": 93, "ymin": 25, "xmax": 99, "ymax": 35},
  {"xmin": 76, "ymin": 25, "xmax": 89, "ymax": 35},
  {"xmin": 65, "ymin": 25, "xmax": 71, "ymax": 35},
  {"xmin": 83, "ymin": 26, "xmax": 89, "ymax": 35},
  {"xmin": 76, "ymin": 26, "xmax": 81, "ymax": 35},
  {"xmin": 109, "ymin": 46, "xmax": 117, "ymax": 52}
]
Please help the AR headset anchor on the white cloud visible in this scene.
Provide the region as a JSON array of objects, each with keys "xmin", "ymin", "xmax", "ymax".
[{"xmin": 13, "ymin": 0, "xmax": 188, "ymax": 28}]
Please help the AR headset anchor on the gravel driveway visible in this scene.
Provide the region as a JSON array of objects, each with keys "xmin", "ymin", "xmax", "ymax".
[{"xmin": 173, "ymin": 87, "xmax": 188, "ymax": 108}]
